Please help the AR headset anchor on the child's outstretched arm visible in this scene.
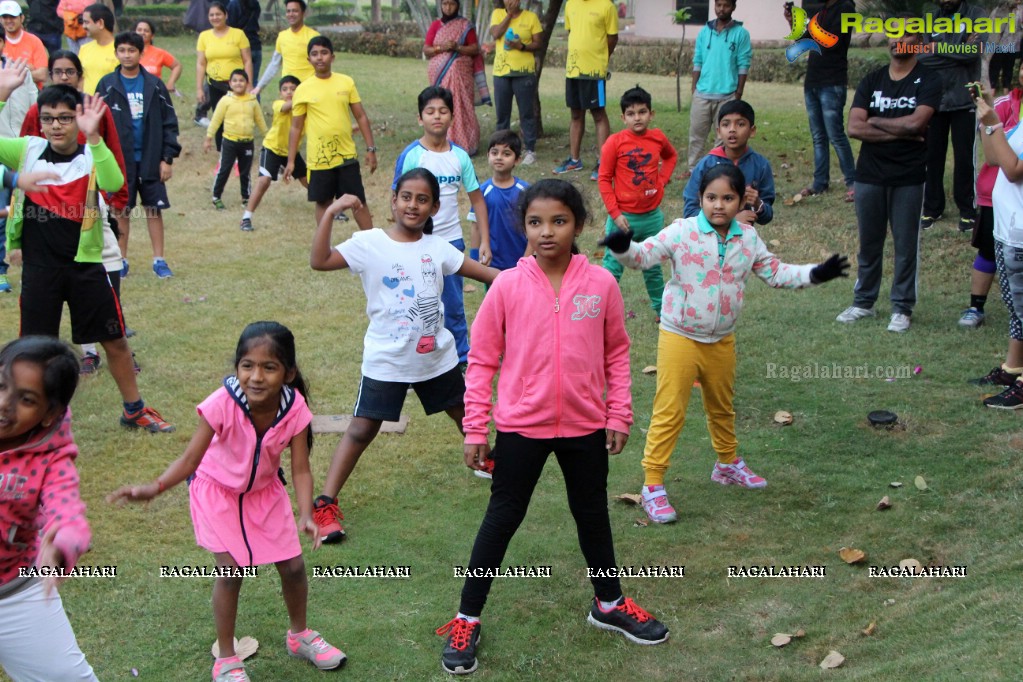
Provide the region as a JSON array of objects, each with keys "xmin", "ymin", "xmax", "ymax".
[
  {"xmin": 107, "ymin": 419, "xmax": 216, "ymax": 503},
  {"xmin": 467, "ymin": 188, "xmax": 491, "ymax": 266},
  {"xmin": 457, "ymin": 256, "xmax": 500, "ymax": 285},
  {"xmin": 310, "ymin": 194, "xmax": 359, "ymax": 270},
  {"xmin": 289, "ymin": 427, "xmax": 320, "ymax": 550}
]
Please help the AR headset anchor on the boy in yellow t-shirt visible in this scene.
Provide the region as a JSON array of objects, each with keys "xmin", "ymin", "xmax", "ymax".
[
  {"xmin": 240, "ymin": 75, "xmax": 307, "ymax": 231},
  {"xmin": 284, "ymin": 35, "xmax": 377, "ymax": 229},
  {"xmin": 205, "ymin": 69, "xmax": 267, "ymax": 217}
]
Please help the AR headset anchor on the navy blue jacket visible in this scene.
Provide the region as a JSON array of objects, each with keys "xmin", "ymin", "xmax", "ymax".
[
  {"xmin": 683, "ymin": 145, "xmax": 775, "ymax": 225},
  {"xmin": 96, "ymin": 66, "xmax": 181, "ymax": 182}
]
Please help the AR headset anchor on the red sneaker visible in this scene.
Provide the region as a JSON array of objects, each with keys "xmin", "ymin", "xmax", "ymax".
[
  {"xmin": 120, "ymin": 406, "xmax": 175, "ymax": 433},
  {"xmin": 313, "ymin": 496, "xmax": 346, "ymax": 543}
]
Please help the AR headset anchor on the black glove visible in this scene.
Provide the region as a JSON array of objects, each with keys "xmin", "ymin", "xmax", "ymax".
[
  {"xmin": 599, "ymin": 228, "xmax": 632, "ymax": 254},
  {"xmin": 810, "ymin": 253, "xmax": 850, "ymax": 284}
]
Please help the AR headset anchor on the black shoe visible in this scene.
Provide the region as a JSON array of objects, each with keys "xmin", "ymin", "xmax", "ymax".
[
  {"xmin": 437, "ymin": 617, "xmax": 480, "ymax": 675},
  {"xmin": 920, "ymin": 214, "xmax": 942, "ymax": 230},
  {"xmin": 959, "ymin": 215, "xmax": 977, "ymax": 233},
  {"xmin": 984, "ymin": 380, "xmax": 1023, "ymax": 409},
  {"xmin": 970, "ymin": 366, "xmax": 1021, "ymax": 387},
  {"xmin": 80, "ymin": 352, "xmax": 101, "ymax": 375},
  {"xmin": 587, "ymin": 597, "xmax": 669, "ymax": 645}
]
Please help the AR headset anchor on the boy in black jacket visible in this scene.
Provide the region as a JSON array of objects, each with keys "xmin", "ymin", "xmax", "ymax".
[{"xmin": 96, "ymin": 31, "xmax": 180, "ymax": 278}]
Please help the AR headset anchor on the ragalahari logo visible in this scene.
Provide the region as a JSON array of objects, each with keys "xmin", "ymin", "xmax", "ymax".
[{"xmin": 784, "ymin": 5, "xmax": 840, "ymax": 62}]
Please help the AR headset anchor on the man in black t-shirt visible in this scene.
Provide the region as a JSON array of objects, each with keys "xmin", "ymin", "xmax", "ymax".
[
  {"xmin": 784, "ymin": 0, "xmax": 857, "ymax": 201},
  {"xmin": 836, "ymin": 23, "xmax": 941, "ymax": 334}
]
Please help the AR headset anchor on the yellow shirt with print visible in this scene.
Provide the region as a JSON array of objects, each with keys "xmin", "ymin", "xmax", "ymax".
[
  {"xmin": 263, "ymin": 99, "xmax": 295, "ymax": 156},
  {"xmin": 197, "ymin": 27, "xmax": 250, "ymax": 81},
  {"xmin": 564, "ymin": 0, "xmax": 618, "ymax": 80},
  {"xmin": 275, "ymin": 25, "xmax": 320, "ymax": 82},
  {"xmin": 292, "ymin": 72, "xmax": 361, "ymax": 171},
  {"xmin": 208, "ymin": 93, "xmax": 267, "ymax": 143},
  {"xmin": 491, "ymin": 9, "xmax": 542, "ymax": 78},
  {"xmin": 80, "ymin": 40, "xmax": 118, "ymax": 94}
]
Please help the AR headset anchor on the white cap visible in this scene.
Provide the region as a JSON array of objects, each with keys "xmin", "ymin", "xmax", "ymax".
[{"xmin": 0, "ymin": 1, "xmax": 22, "ymax": 17}]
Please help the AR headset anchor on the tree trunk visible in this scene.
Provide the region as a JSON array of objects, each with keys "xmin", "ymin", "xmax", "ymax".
[
  {"xmin": 532, "ymin": 0, "xmax": 566, "ymax": 139},
  {"xmin": 371, "ymin": 0, "xmax": 381, "ymax": 22}
]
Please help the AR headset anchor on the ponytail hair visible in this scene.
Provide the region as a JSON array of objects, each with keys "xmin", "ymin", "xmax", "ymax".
[{"xmin": 234, "ymin": 321, "xmax": 313, "ymax": 449}]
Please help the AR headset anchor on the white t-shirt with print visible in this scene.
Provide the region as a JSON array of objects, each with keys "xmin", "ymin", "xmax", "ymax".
[{"xmin": 337, "ymin": 228, "xmax": 465, "ymax": 382}]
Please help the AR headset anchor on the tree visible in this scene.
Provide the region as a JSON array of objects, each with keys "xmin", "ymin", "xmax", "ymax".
[
  {"xmin": 532, "ymin": 0, "xmax": 566, "ymax": 138},
  {"xmin": 371, "ymin": 0, "xmax": 382, "ymax": 21}
]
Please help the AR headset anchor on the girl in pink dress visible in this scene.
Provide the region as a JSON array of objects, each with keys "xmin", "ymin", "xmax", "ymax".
[{"xmin": 109, "ymin": 322, "xmax": 345, "ymax": 682}]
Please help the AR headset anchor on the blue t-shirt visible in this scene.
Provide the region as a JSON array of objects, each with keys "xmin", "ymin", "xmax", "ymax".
[
  {"xmin": 119, "ymin": 72, "xmax": 145, "ymax": 164},
  {"xmin": 468, "ymin": 177, "xmax": 528, "ymax": 270}
]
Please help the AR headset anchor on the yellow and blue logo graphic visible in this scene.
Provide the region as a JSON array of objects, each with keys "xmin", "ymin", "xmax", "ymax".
[{"xmin": 784, "ymin": 6, "xmax": 840, "ymax": 62}]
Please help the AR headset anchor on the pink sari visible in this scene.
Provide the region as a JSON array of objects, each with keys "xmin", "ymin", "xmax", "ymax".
[{"xmin": 426, "ymin": 17, "xmax": 480, "ymax": 155}]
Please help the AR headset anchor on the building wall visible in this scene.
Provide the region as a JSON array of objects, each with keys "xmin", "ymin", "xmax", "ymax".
[{"xmin": 633, "ymin": 0, "xmax": 829, "ymax": 43}]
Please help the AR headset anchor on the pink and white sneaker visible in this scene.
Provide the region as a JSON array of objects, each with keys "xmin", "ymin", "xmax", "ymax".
[
  {"xmin": 287, "ymin": 628, "xmax": 347, "ymax": 670},
  {"xmin": 641, "ymin": 486, "xmax": 678, "ymax": 523},
  {"xmin": 212, "ymin": 656, "xmax": 249, "ymax": 682},
  {"xmin": 711, "ymin": 459, "xmax": 767, "ymax": 488}
]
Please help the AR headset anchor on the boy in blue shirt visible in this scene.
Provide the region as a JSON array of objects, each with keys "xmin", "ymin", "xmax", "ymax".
[
  {"xmin": 468, "ymin": 129, "xmax": 528, "ymax": 275},
  {"xmin": 683, "ymin": 99, "xmax": 774, "ymax": 226}
]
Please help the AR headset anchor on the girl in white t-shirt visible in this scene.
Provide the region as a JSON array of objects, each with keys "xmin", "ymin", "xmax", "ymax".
[{"xmin": 308, "ymin": 168, "xmax": 499, "ymax": 542}]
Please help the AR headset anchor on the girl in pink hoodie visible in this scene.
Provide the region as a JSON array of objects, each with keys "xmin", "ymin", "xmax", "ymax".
[
  {"xmin": 0, "ymin": 336, "xmax": 97, "ymax": 681},
  {"xmin": 436, "ymin": 179, "xmax": 669, "ymax": 676}
]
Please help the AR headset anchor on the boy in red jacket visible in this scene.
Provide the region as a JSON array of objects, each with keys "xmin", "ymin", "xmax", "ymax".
[{"xmin": 598, "ymin": 85, "xmax": 677, "ymax": 321}]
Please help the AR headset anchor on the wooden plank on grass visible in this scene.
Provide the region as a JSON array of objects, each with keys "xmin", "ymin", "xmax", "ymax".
[{"xmin": 311, "ymin": 414, "xmax": 409, "ymax": 434}]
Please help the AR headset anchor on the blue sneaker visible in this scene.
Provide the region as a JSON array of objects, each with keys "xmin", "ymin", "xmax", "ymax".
[
  {"xmin": 120, "ymin": 259, "xmax": 129, "ymax": 278},
  {"xmin": 553, "ymin": 157, "xmax": 583, "ymax": 174},
  {"xmin": 153, "ymin": 259, "xmax": 173, "ymax": 279},
  {"xmin": 590, "ymin": 164, "xmax": 600, "ymax": 181},
  {"xmin": 0, "ymin": 274, "xmax": 11, "ymax": 293}
]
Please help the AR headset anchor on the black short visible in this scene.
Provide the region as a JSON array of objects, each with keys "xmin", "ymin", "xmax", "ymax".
[
  {"xmin": 990, "ymin": 52, "xmax": 1018, "ymax": 91},
  {"xmin": 126, "ymin": 161, "xmax": 170, "ymax": 211},
  {"xmin": 974, "ymin": 205, "xmax": 996, "ymax": 262},
  {"xmin": 353, "ymin": 366, "xmax": 464, "ymax": 422},
  {"xmin": 307, "ymin": 161, "xmax": 367, "ymax": 205},
  {"xmin": 20, "ymin": 262, "xmax": 125, "ymax": 344},
  {"xmin": 259, "ymin": 148, "xmax": 307, "ymax": 182},
  {"xmin": 565, "ymin": 77, "xmax": 606, "ymax": 111}
]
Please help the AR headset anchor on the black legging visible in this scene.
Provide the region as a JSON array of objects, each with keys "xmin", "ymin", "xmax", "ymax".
[{"xmin": 458, "ymin": 430, "xmax": 622, "ymax": 617}]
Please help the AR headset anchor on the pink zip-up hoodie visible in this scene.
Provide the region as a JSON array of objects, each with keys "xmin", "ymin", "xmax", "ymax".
[
  {"xmin": 463, "ymin": 254, "xmax": 632, "ymax": 444},
  {"xmin": 1, "ymin": 411, "xmax": 91, "ymax": 588}
]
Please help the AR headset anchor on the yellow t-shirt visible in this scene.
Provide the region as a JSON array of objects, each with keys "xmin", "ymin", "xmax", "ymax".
[
  {"xmin": 564, "ymin": 0, "xmax": 618, "ymax": 80},
  {"xmin": 207, "ymin": 93, "xmax": 267, "ymax": 143},
  {"xmin": 275, "ymin": 25, "xmax": 320, "ymax": 82},
  {"xmin": 292, "ymin": 73, "xmax": 361, "ymax": 170},
  {"xmin": 491, "ymin": 9, "xmax": 542, "ymax": 77},
  {"xmin": 263, "ymin": 99, "xmax": 294, "ymax": 156},
  {"xmin": 197, "ymin": 28, "xmax": 250, "ymax": 82},
  {"xmin": 79, "ymin": 39, "xmax": 118, "ymax": 94}
]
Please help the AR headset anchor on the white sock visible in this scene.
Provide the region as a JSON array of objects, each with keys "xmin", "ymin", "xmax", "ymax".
[
  {"xmin": 81, "ymin": 343, "xmax": 97, "ymax": 356},
  {"xmin": 153, "ymin": 257, "xmax": 164, "ymax": 264},
  {"xmin": 456, "ymin": 612, "xmax": 480, "ymax": 623},
  {"xmin": 597, "ymin": 597, "xmax": 622, "ymax": 611},
  {"xmin": 243, "ymin": 210, "xmax": 252, "ymax": 219}
]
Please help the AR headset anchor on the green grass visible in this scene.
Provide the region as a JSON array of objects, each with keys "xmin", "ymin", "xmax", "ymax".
[{"xmin": 2, "ymin": 35, "xmax": 1022, "ymax": 681}]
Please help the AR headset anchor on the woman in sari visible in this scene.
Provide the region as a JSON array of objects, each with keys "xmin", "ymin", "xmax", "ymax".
[{"xmin": 424, "ymin": 0, "xmax": 481, "ymax": 155}]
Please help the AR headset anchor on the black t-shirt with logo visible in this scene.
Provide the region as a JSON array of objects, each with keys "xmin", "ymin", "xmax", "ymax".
[
  {"xmin": 803, "ymin": 0, "xmax": 856, "ymax": 89},
  {"xmin": 851, "ymin": 62, "xmax": 942, "ymax": 186}
]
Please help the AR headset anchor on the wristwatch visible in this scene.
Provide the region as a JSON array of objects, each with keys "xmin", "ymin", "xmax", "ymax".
[
  {"xmin": 984, "ymin": 122, "xmax": 1004, "ymax": 135},
  {"xmin": 366, "ymin": 146, "xmax": 378, "ymax": 153}
]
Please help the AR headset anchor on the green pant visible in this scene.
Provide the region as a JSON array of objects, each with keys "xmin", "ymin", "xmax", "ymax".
[{"xmin": 602, "ymin": 208, "xmax": 665, "ymax": 314}]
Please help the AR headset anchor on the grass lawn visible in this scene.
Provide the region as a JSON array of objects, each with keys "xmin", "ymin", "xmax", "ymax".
[{"xmin": 1, "ymin": 35, "xmax": 1021, "ymax": 681}]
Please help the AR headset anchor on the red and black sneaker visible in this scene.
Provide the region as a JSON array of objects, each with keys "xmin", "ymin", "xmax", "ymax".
[
  {"xmin": 120, "ymin": 405, "xmax": 175, "ymax": 433},
  {"xmin": 970, "ymin": 366, "xmax": 1021, "ymax": 387},
  {"xmin": 313, "ymin": 495, "xmax": 346, "ymax": 543},
  {"xmin": 436, "ymin": 616, "xmax": 480, "ymax": 675},
  {"xmin": 587, "ymin": 597, "xmax": 669, "ymax": 645},
  {"xmin": 984, "ymin": 380, "xmax": 1023, "ymax": 410}
]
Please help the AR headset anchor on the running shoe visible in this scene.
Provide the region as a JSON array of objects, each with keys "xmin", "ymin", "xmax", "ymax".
[
  {"xmin": 120, "ymin": 258, "xmax": 129, "ymax": 278},
  {"xmin": 553, "ymin": 157, "xmax": 583, "ymax": 174},
  {"xmin": 240, "ymin": 217, "xmax": 253, "ymax": 232},
  {"xmin": 313, "ymin": 495, "xmax": 346, "ymax": 543},
  {"xmin": 587, "ymin": 597, "xmax": 669, "ymax": 645},
  {"xmin": 286, "ymin": 629, "xmax": 346, "ymax": 670},
  {"xmin": 958, "ymin": 307, "xmax": 985, "ymax": 328},
  {"xmin": 80, "ymin": 352, "xmax": 101, "ymax": 375},
  {"xmin": 836, "ymin": 306, "xmax": 876, "ymax": 323},
  {"xmin": 437, "ymin": 616, "xmax": 481, "ymax": 675},
  {"xmin": 920, "ymin": 214, "xmax": 941, "ymax": 230},
  {"xmin": 153, "ymin": 259, "xmax": 173, "ymax": 279},
  {"xmin": 212, "ymin": 197, "xmax": 226, "ymax": 211},
  {"xmin": 711, "ymin": 458, "xmax": 767, "ymax": 488},
  {"xmin": 474, "ymin": 455, "xmax": 494, "ymax": 480},
  {"xmin": 120, "ymin": 406, "xmax": 175, "ymax": 433},
  {"xmin": 0, "ymin": 274, "xmax": 10, "ymax": 293},
  {"xmin": 521, "ymin": 150, "xmax": 536, "ymax": 166},
  {"xmin": 970, "ymin": 366, "xmax": 1021, "ymax": 386},
  {"xmin": 887, "ymin": 313, "xmax": 911, "ymax": 333},
  {"xmin": 641, "ymin": 486, "xmax": 677, "ymax": 523},
  {"xmin": 211, "ymin": 656, "xmax": 249, "ymax": 682},
  {"xmin": 984, "ymin": 380, "xmax": 1023, "ymax": 409}
]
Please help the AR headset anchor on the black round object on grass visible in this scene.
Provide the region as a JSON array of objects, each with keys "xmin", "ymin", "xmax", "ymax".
[{"xmin": 867, "ymin": 410, "xmax": 898, "ymax": 428}]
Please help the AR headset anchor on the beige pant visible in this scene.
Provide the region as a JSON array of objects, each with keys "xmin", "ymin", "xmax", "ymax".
[{"xmin": 688, "ymin": 93, "xmax": 735, "ymax": 170}]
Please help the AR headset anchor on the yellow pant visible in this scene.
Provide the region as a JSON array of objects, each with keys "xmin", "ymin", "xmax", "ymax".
[{"xmin": 642, "ymin": 330, "xmax": 738, "ymax": 486}]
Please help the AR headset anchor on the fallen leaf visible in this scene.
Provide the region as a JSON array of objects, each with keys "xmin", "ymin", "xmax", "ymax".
[
  {"xmin": 861, "ymin": 621, "xmax": 877, "ymax": 636},
  {"xmin": 773, "ymin": 410, "xmax": 793, "ymax": 425},
  {"xmin": 771, "ymin": 633, "xmax": 792, "ymax": 647},
  {"xmin": 769, "ymin": 239, "xmax": 781, "ymax": 247},
  {"xmin": 819, "ymin": 650, "xmax": 845, "ymax": 669},
  {"xmin": 463, "ymin": 284, "xmax": 477, "ymax": 293},
  {"xmin": 211, "ymin": 636, "xmax": 259, "ymax": 660},
  {"xmin": 614, "ymin": 493, "xmax": 642, "ymax": 505},
  {"xmin": 642, "ymin": 365, "xmax": 657, "ymax": 375},
  {"xmin": 839, "ymin": 547, "xmax": 867, "ymax": 564},
  {"xmin": 884, "ymin": 598, "xmax": 896, "ymax": 606},
  {"xmin": 899, "ymin": 558, "xmax": 922, "ymax": 574},
  {"xmin": 793, "ymin": 629, "xmax": 806, "ymax": 638},
  {"xmin": 783, "ymin": 199, "xmax": 795, "ymax": 206},
  {"xmin": 876, "ymin": 496, "xmax": 892, "ymax": 511},
  {"xmin": 633, "ymin": 517, "xmax": 648, "ymax": 527},
  {"xmin": 889, "ymin": 481, "xmax": 903, "ymax": 488},
  {"xmin": 914, "ymin": 475, "xmax": 928, "ymax": 491},
  {"xmin": 792, "ymin": 192, "xmax": 803, "ymax": 203}
]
